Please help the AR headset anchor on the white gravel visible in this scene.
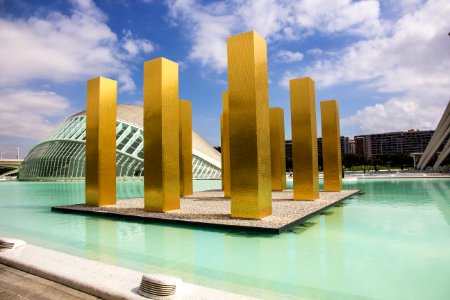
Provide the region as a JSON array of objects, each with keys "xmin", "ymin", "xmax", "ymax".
[{"xmin": 55, "ymin": 190, "xmax": 359, "ymax": 231}]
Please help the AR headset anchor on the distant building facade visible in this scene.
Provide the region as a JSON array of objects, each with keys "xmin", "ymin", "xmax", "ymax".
[
  {"xmin": 285, "ymin": 130, "xmax": 443, "ymax": 161},
  {"xmin": 317, "ymin": 136, "xmax": 349, "ymax": 157},
  {"xmin": 354, "ymin": 130, "xmax": 436, "ymax": 158},
  {"xmin": 285, "ymin": 136, "xmax": 349, "ymax": 161}
]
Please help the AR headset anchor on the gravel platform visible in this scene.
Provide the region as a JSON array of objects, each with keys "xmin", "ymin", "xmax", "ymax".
[{"xmin": 53, "ymin": 190, "xmax": 359, "ymax": 233}]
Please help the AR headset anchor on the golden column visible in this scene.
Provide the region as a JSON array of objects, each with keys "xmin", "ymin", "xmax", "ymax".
[
  {"xmin": 321, "ymin": 100, "xmax": 342, "ymax": 191},
  {"xmin": 220, "ymin": 114, "xmax": 224, "ymax": 190},
  {"xmin": 179, "ymin": 99, "xmax": 193, "ymax": 196},
  {"xmin": 143, "ymin": 57, "xmax": 180, "ymax": 212},
  {"xmin": 290, "ymin": 77, "xmax": 319, "ymax": 200},
  {"xmin": 227, "ymin": 31, "xmax": 272, "ymax": 219},
  {"xmin": 85, "ymin": 77, "xmax": 117, "ymax": 206},
  {"xmin": 270, "ymin": 107, "xmax": 286, "ymax": 191},
  {"xmin": 221, "ymin": 91, "xmax": 231, "ymax": 197}
]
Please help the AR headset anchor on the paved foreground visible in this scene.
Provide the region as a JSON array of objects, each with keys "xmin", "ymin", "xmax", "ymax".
[
  {"xmin": 0, "ymin": 263, "xmax": 98, "ymax": 300},
  {"xmin": 0, "ymin": 244, "xmax": 257, "ymax": 300}
]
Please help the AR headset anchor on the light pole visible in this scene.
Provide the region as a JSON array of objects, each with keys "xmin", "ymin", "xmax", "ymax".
[
  {"xmin": 17, "ymin": 147, "xmax": 20, "ymax": 160},
  {"xmin": 0, "ymin": 152, "xmax": 3, "ymax": 160}
]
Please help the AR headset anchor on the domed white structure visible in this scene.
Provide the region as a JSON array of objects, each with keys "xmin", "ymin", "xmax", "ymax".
[{"xmin": 19, "ymin": 104, "xmax": 221, "ymax": 181}]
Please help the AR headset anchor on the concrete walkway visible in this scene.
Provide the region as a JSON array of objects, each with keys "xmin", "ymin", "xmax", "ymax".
[
  {"xmin": 0, "ymin": 263, "xmax": 99, "ymax": 300},
  {"xmin": 0, "ymin": 244, "xmax": 257, "ymax": 300}
]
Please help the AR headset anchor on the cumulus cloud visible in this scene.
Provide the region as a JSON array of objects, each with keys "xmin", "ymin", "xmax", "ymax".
[
  {"xmin": 0, "ymin": 0, "xmax": 156, "ymax": 142},
  {"xmin": 281, "ymin": 0, "xmax": 450, "ymax": 134},
  {"xmin": 0, "ymin": 89, "xmax": 70, "ymax": 139},
  {"xmin": 167, "ymin": 0, "xmax": 381, "ymax": 72},
  {"xmin": 121, "ymin": 29, "xmax": 154, "ymax": 57},
  {"xmin": 277, "ymin": 50, "xmax": 304, "ymax": 63},
  {"xmin": 0, "ymin": 0, "xmax": 154, "ymax": 91}
]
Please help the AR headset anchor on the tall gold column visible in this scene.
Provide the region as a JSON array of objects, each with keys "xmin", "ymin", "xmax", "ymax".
[
  {"xmin": 321, "ymin": 100, "xmax": 342, "ymax": 191},
  {"xmin": 227, "ymin": 31, "xmax": 272, "ymax": 219},
  {"xmin": 221, "ymin": 91, "xmax": 231, "ymax": 197},
  {"xmin": 85, "ymin": 77, "xmax": 117, "ymax": 206},
  {"xmin": 220, "ymin": 114, "xmax": 224, "ymax": 191},
  {"xmin": 179, "ymin": 99, "xmax": 193, "ymax": 196},
  {"xmin": 290, "ymin": 77, "xmax": 319, "ymax": 200},
  {"xmin": 143, "ymin": 57, "xmax": 180, "ymax": 212},
  {"xmin": 270, "ymin": 107, "xmax": 286, "ymax": 191}
]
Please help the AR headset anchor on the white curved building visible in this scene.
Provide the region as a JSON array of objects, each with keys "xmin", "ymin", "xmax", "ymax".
[{"xmin": 19, "ymin": 104, "xmax": 221, "ymax": 181}]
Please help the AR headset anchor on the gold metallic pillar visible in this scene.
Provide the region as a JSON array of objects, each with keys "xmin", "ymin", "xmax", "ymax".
[
  {"xmin": 220, "ymin": 114, "xmax": 224, "ymax": 191},
  {"xmin": 227, "ymin": 31, "xmax": 272, "ymax": 219},
  {"xmin": 143, "ymin": 57, "xmax": 180, "ymax": 212},
  {"xmin": 321, "ymin": 100, "xmax": 342, "ymax": 191},
  {"xmin": 221, "ymin": 91, "xmax": 231, "ymax": 198},
  {"xmin": 179, "ymin": 99, "xmax": 193, "ymax": 196},
  {"xmin": 270, "ymin": 107, "xmax": 286, "ymax": 191},
  {"xmin": 85, "ymin": 77, "xmax": 117, "ymax": 206},
  {"xmin": 290, "ymin": 77, "xmax": 319, "ymax": 200}
]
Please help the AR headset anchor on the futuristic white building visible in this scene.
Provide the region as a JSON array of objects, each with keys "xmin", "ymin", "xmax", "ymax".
[
  {"xmin": 416, "ymin": 100, "xmax": 450, "ymax": 170},
  {"xmin": 19, "ymin": 104, "xmax": 221, "ymax": 181}
]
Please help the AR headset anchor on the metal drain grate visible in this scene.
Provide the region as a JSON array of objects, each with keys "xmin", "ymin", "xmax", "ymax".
[
  {"xmin": 0, "ymin": 238, "xmax": 26, "ymax": 251},
  {"xmin": 138, "ymin": 274, "xmax": 182, "ymax": 299}
]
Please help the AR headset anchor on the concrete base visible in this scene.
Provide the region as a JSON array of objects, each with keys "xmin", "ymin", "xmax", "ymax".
[
  {"xmin": 0, "ymin": 244, "xmax": 257, "ymax": 300},
  {"xmin": 52, "ymin": 190, "xmax": 359, "ymax": 234}
]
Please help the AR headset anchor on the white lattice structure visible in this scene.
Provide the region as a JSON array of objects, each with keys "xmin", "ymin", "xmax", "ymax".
[{"xmin": 19, "ymin": 104, "xmax": 221, "ymax": 181}]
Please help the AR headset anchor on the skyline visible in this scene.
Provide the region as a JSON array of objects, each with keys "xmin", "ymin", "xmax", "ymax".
[{"xmin": 0, "ymin": 0, "xmax": 449, "ymax": 159}]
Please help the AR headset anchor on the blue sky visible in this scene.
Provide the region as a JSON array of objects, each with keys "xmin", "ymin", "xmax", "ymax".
[{"xmin": 0, "ymin": 0, "xmax": 449, "ymax": 158}]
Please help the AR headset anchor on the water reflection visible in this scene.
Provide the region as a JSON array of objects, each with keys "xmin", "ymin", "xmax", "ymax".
[{"xmin": 1, "ymin": 179, "xmax": 449, "ymax": 299}]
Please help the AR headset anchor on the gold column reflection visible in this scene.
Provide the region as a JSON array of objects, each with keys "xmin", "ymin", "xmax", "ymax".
[
  {"xmin": 321, "ymin": 100, "xmax": 342, "ymax": 191},
  {"xmin": 85, "ymin": 77, "xmax": 117, "ymax": 206},
  {"xmin": 270, "ymin": 107, "xmax": 286, "ymax": 191},
  {"xmin": 85, "ymin": 218, "xmax": 117, "ymax": 264},
  {"xmin": 290, "ymin": 77, "xmax": 319, "ymax": 200},
  {"xmin": 221, "ymin": 91, "xmax": 231, "ymax": 198},
  {"xmin": 143, "ymin": 57, "xmax": 180, "ymax": 212},
  {"xmin": 227, "ymin": 31, "xmax": 272, "ymax": 219},
  {"xmin": 179, "ymin": 99, "xmax": 193, "ymax": 196}
]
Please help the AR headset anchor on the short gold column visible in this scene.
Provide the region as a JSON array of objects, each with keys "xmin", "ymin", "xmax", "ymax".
[
  {"xmin": 85, "ymin": 77, "xmax": 117, "ymax": 206},
  {"xmin": 143, "ymin": 57, "xmax": 180, "ymax": 212},
  {"xmin": 227, "ymin": 31, "xmax": 272, "ymax": 219},
  {"xmin": 290, "ymin": 77, "xmax": 319, "ymax": 200},
  {"xmin": 321, "ymin": 100, "xmax": 342, "ymax": 191},
  {"xmin": 179, "ymin": 99, "xmax": 193, "ymax": 196},
  {"xmin": 221, "ymin": 91, "xmax": 231, "ymax": 198},
  {"xmin": 270, "ymin": 107, "xmax": 286, "ymax": 191}
]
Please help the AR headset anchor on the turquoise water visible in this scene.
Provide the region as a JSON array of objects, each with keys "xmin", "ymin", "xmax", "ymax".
[{"xmin": 0, "ymin": 179, "xmax": 449, "ymax": 299}]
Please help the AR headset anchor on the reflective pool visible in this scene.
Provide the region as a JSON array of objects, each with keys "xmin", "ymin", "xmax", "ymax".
[{"xmin": 0, "ymin": 179, "xmax": 449, "ymax": 299}]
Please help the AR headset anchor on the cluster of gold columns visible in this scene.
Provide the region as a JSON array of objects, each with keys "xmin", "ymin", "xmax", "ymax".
[{"xmin": 84, "ymin": 30, "xmax": 344, "ymax": 220}]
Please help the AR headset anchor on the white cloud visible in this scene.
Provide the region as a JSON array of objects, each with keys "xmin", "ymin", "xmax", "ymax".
[
  {"xmin": 0, "ymin": 0, "xmax": 157, "ymax": 147},
  {"xmin": 167, "ymin": 0, "xmax": 237, "ymax": 71},
  {"xmin": 290, "ymin": 0, "xmax": 383, "ymax": 37},
  {"xmin": 277, "ymin": 50, "xmax": 304, "ymax": 63},
  {"xmin": 0, "ymin": 0, "xmax": 155, "ymax": 91},
  {"xmin": 281, "ymin": 0, "xmax": 450, "ymax": 135},
  {"xmin": 122, "ymin": 30, "xmax": 154, "ymax": 56},
  {"xmin": 166, "ymin": 0, "xmax": 381, "ymax": 72},
  {"xmin": 0, "ymin": 89, "xmax": 70, "ymax": 139}
]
